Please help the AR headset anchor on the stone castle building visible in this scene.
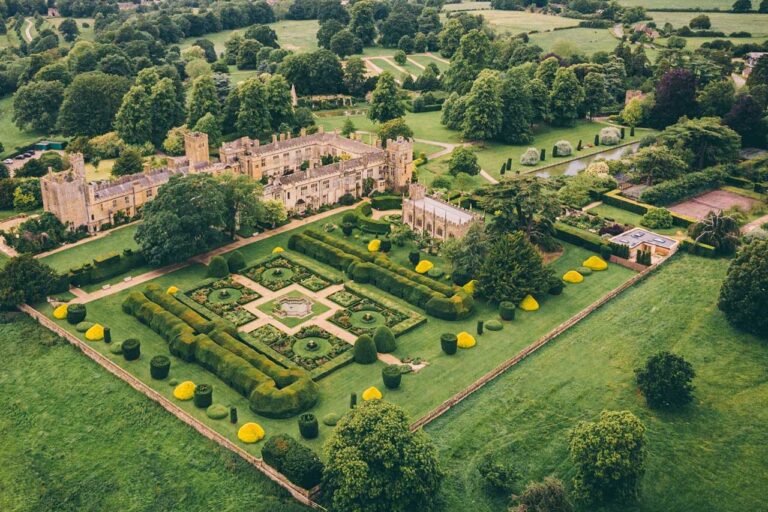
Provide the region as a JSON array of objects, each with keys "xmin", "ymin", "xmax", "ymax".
[
  {"xmin": 42, "ymin": 129, "xmax": 413, "ymax": 232},
  {"xmin": 402, "ymin": 183, "xmax": 482, "ymax": 240}
]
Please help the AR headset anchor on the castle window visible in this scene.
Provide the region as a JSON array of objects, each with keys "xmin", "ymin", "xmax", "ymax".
[
  {"xmin": 125, "ymin": 197, "xmax": 129, "ymax": 204},
  {"xmin": 112, "ymin": 200, "xmax": 117, "ymax": 207},
  {"xmin": 147, "ymin": 189, "xmax": 153, "ymax": 198},
  {"xmin": 437, "ymin": 227, "xmax": 443, "ymax": 237}
]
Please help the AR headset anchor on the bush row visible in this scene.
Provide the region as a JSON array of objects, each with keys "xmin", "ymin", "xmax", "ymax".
[
  {"xmin": 370, "ymin": 195, "xmax": 403, "ymax": 210},
  {"xmin": 262, "ymin": 434, "xmax": 324, "ymax": 489},
  {"xmin": 553, "ymin": 221, "xmax": 607, "ymax": 253},
  {"xmin": 353, "ymin": 202, "xmax": 391, "ymax": 234},
  {"xmin": 122, "ymin": 287, "xmax": 318, "ymax": 418},
  {"xmin": 68, "ymin": 249, "xmax": 145, "ymax": 286},
  {"xmin": 680, "ymin": 238, "xmax": 718, "ymax": 257},
  {"xmin": 602, "ymin": 189, "xmax": 695, "ymax": 227},
  {"xmin": 640, "ymin": 168, "xmax": 728, "ymax": 206}
]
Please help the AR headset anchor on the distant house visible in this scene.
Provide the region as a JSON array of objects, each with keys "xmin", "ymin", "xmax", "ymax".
[
  {"xmin": 610, "ymin": 228, "xmax": 679, "ymax": 263},
  {"xmin": 744, "ymin": 52, "xmax": 768, "ymax": 77},
  {"xmin": 632, "ymin": 23, "xmax": 659, "ymax": 39}
]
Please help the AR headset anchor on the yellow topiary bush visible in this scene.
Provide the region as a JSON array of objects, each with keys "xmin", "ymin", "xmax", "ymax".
[
  {"xmin": 53, "ymin": 304, "xmax": 68, "ymax": 319},
  {"xmin": 457, "ymin": 331, "xmax": 476, "ymax": 348},
  {"xmin": 563, "ymin": 270, "xmax": 584, "ymax": 283},
  {"xmin": 368, "ymin": 239, "xmax": 381, "ymax": 252},
  {"xmin": 520, "ymin": 295, "xmax": 539, "ymax": 311},
  {"xmin": 462, "ymin": 280, "xmax": 477, "ymax": 294},
  {"xmin": 272, "ymin": 247, "xmax": 284, "ymax": 254},
  {"xmin": 166, "ymin": 286, "xmax": 179, "ymax": 295},
  {"xmin": 362, "ymin": 386, "xmax": 383, "ymax": 401},
  {"xmin": 583, "ymin": 255, "xmax": 608, "ymax": 271},
  {"xmin": 415, "ymin": 260, "xmax": 433, "ymax": 274},
  {"xmin": 173, "ymin": 381, "xmax": 196, "ymax": 400},
  {"xmin": 238, "ymin": 422, "xmax": 265, "ymax": 443},
  {"xmin": 84, "ymin": 323, "xmax": 104, "ymax": 341}
]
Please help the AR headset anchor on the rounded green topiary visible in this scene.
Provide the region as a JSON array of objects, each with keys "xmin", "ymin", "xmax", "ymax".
[
  {"xmin": 227, "ymin": 250, "xmax": 246, "ymax": 272},
  {"xmin": 372, "ymin": 326, "xmax": 396, "ymax": 353},
  {"xmin": 382, "ymin": 365, "xmax": 402, "ymax": 389},
  {"xmin": 353, "ymin": 334, "xmax": 378, "ymax": 364},
  {"xmin": 108, "ymin": 341, "xmax": 123, "ymax": 355},
  {"xmin": 206, "ymin": 404, "xmax": 229, "ymax": 419},
  {"xmin": 298, "ymin": 413, "xmax": 319, "ymax": 439},
  {"xmin": 499, "ymin": 301, "xmax": 516, "ymax": 321},
  {"xmin": 207, "ymin": 255, "xmax": 229, "ymax": 278},
  {"xmin": 122, "ymin": 338, "xmax": 140, "ymax": 361},
  {"xmin": 66, "ymin": 303, "xmax": 87, "ymax": 325},
  {"xmin": 578, "ymin": 266, "xmax": 593, "ymax": 276},
  {"xmin": 150, "ymin": 355, "xmax": 171, "ymax": 380},
  {"xmin": 75, "ymin": 321, "xmax": 95, "ymax": 333},
  {"xmin": 427, "ymin": 268, "xmax": 444, "ymax": 279},
  {"xmin": 486, "ymin": 319, "xmax": 503, "ymax": 331},
  {"xmin": 168, "ymin": 378, "xmax": 179, "ymax": 386},
  {"xmin": 323, "ymin": 413, "xmax": 340, "ymax": 426},
  {"xmin": 440, "ymin": 333, "xmax": 458, "ymax": 355},
  {"xmin": 194, "ymin": 383, "xmax": 213, "ymax": 408}
]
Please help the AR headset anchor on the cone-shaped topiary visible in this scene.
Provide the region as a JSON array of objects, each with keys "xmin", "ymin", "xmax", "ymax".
[
  {"xmin": 298, "ymin": 413, "xmax": 319, "ymax": 439},
  {"xmin": 227, "ymin": 250, "xmax": 246, "ymax": 272},
  {"xmin": 477, "ymin": 320, "xmax": 484, "ymax": 335},
  {"xmin": 353, "ymin": 334, "xmax": 378, "ymax": 364},
  {"xmin": 373, "ymin": 326, "xmax": 396, "ymax": 353},
  {"xmin": 66, "ymin": 303, "xmax": 86, "ymax": 324},
  {"xmin": 382, "ymin": 365, "xmax": 402, "ymax": 389},
  {"xmin": 230, "ymin": 406, "xmax": 238, "ymax": 424},
  {"xmin": 350, "ymin": 392, "xmax": 357, "ymax": 409},
  {"xmin": 103, "ymin": 326, "xmax": 111, "ymax": 343},
  {"xmin": 207, "ymin": 255, "xmax": 229, "ymax": 278}
]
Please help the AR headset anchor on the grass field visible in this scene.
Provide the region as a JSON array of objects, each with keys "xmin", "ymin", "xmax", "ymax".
[
  {"xmin": 657, "ymin": 35, "xmax": 768, "ymax": 50},
  {"xmin": 180, "ymin": 20, "xmax": 320, "ymax": 55},
  {"xmin": 427, "ymin": 254, "xmax": 768, "ymax": 512},
  {"xmin": 47, "ymin": 17, "xmax": 96, "ymax": 43},
  {"xmin": 529, "ymin": 28, "xmax": 620, "ymax": 57},
  {"xmin": 316, "ymin": 110, "xmax": 464, "ymax": 144},
  {"xmin": 39, "ymin": 223, "xmax": 141, "ymax": 273},
  {"xmin": 408, "ymin": 53, "xmax": 450, "ymax": 71},
  {"xmin": 0, "ymin": 313, "xmax": 308, "ymax": 512},
  {"xmin": 0, "ymin": 95, "xmax": 47, "ymax": 158},
  {"xmin": 617, "ymin": 0, "xmax": 734, "ymax": 9},
  {"xmin": 368, "ymin": 57, "xmax": 410, "ymax": 79},
  {"xmin": 442, "ymin": 1, "xmax": 492, "ymax": 11},
  {"xmin": 460, "ymin": 10, "xmax": 579, "ymax": 34}
]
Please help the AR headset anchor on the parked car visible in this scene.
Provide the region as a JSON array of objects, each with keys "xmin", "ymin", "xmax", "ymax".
[
  {"xmin": 14, "ymin": 155, "xmax": 24, "ymax": 160},
  {"xmin": 2, "ymin": 159, "xmax": 12, "ymax": 165}
]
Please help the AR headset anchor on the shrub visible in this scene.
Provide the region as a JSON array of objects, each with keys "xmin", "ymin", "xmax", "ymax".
[
  {"xmin": 373, "ymin": 326, "xmax": 397, "ymax": 353},
  {"xmin": 600, "ymin": 244, "xmax": 613, "ymax": 261},
  {"xmin": 206, "ymin": 404, "xmax": 229, "ymax": 419},
  {"xmin": 298, "ymin": 413, "xmax": 319, "ymax": 439},
  {"xmin": 440, "ymin": 333, "xmax": 458, "ymax": 355},
  {"xmin": 227, "ymin": 250, "xmax": 246, "ymax": 272},
  {"xmin": 194, "ymin": 383, "xmax": 213, "ymax": 408},
  {"xmin": 353, "ymin": 334, "xmax": 378, "ymax": 364},
  {"xmin": 641, "ymin": 207, "xmax": 674, "ymax": 229},
  {"xmin": 122, "ymin": 338, "xmax": 141, "ymax": 360},
  {"xmin": 718, "ymin": 239, "xmax": 768, "ymax": 337},
  {"xmin": 548, "ymin": 278, "xmax": 565, "ymax": 295},
  {"xmin": 599, "ymin": 127, "xmax": 621, "ymax": 145},
  {"xmin": 485, "ymin": 319, "xmax": 503, "ymax": 331},
  {"xmin": 103, "ymin": 327, "xmax": 111, "ymax": 343},
  {"xmin": 323, "ymin": 413, "xmax": 340, "ymax": 426},
  {"xmin": 478, "ymin": 459, "xmax": 519, "ymax": 493},
  {"xmin": 262, "ymin": 434, "xmax": 324, "ymax": 488},
  {"xmin": 520, "ymin": 147, "xmax": 539, "ymax": 166},
  {"xmin": 341, "ymin": 222, "xmax": 354, "ymax": 236},
  {"xmin": 66, "ymin": 303, "xmax": 87, "ymax": 324},
  {"xmin": 382, "ymin": 365, "xmax": 402, "ymax": 389},
  {"xmin": 380, "ymin": 239, "xmax": 392, "ymax": 252},
  {"xmin": 477, "ymin": 320, "xmax": 484, "ymax": 335},
  {"xmin": 635, "ymin": 351, "xmax": 695, "ymax": 409},
  {"xmin": 75, "ymin": 321, "xmax": 94, "ymax": 332},
  {"xmin": 150, "ymin": 355, "xmax": 171, "ymax": 379},
  {"xmin": 640, "ymin": 167, "xmax": 727, "ymax": 205},
  {"xmin": 408, "ymin": 250, "xmax": 420, "ymax": 266},
  {"xmin": 555, "ymin": 140, "xmax": 573, "ymax": 157},
  {"xmin": 207, "ymin": 255, "xmax": 229, "ymax": 278},
  {"xmin": 499, "ymin": 301, "xmax": 516, "ymax": 321}
]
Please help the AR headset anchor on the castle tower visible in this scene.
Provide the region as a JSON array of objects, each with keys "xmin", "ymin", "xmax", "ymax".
[
  {"xmin": 184, "ymin": 131, "xmax": 210, "ymax": 169},
  {"xmin": 386, "ymin": 136, "xmax": 414, "ymax": 191},
  {"xmin": 40, "ymin": 153, "xmax": 89, "ymax": 230}
]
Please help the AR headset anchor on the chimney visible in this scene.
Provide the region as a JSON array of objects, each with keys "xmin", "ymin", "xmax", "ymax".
[
  {"xmin": 272, "ymin": 134, "xmax": 278, "ymax": 144},
  {"xmin": 279, "ymin": 133, "xmax": 285, "ymax": 142},
  {"xmin": 300, "ymin": 128, "xmax": 307, "ymax": 137}
]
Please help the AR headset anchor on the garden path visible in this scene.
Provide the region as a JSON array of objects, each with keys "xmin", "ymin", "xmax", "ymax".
[
  {"xmin": 424, "ymin": 52, "xmax": 449, "ymax": 64},
  {"xmin": 363, "ymin": 58, "xmax": 384, "ymax": 76},
  {"xmin": 380, "ymin": 56, "xmax": 417, "ymax": 79},
  {"xmin": 581, "ymin": 200, "xmax": 602, "ymax": 212},
  {"xmin": 406, "ymin": 57, "xmax": 425, "ymax": 70},
  {"xmin": 479, "ymin": 169, "xmax": 499, "ymax": 184},
  {"xmin": 33, "ymin": 221, "xmax": 141, "ymax": 259},
  {"xmin": 23, "ymin": 18, "xmax": 34, "ymax": 43},
  {"xmin": 741, "ymin": 212, "xmax": 768, "ymax": 233}
]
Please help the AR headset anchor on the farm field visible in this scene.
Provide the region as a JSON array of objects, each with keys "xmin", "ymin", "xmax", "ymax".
[
  {"xmin": 39, "ymin": 223, "xmax": 141, "ymax": 273},
  {"xmin": 529, "ymin": 27, "xmax": 621, "ymax": 56},
  {"xmin": 649, "ymin": 12, "xmax": 768, "ymax": 37},
  {"xmin": 456, "ymin": 10, "xmax": 579, "ymax": 34},
  {"xmin": 657, "ymin": 35, "xmax": 768, "ymax": 50},
  {"xmin": 617, "ymin": 0, "xmax": 734, "ymax": 9},
  {"xmin": 428, "ymin": 254, "xmax": 768, "ymax": 512},
  {"xmin": 0, "ymin": 314, "xmax": 308, "ymax": 512}
]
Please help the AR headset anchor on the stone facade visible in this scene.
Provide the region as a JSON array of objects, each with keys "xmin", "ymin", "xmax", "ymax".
[
  {"xmin": 42, "ymin": 129, "xmax": 413, "ymax": 232},
  {"xmin": 402, "ymin": 183, "xmax": 482, "ymax": 240}
]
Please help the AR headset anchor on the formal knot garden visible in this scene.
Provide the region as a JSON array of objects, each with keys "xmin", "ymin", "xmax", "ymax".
[{"xmin": 40, "ymin": 209, "xmax": 638, "ymax": 495}]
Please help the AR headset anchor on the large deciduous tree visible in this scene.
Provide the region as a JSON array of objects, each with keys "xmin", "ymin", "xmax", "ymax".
[
  {"xmin": 718, "ymin": 239, "xmax": 768, "ymax": 338},
  {"xmin": 13, "ymin": 80, "xmax": 65, "ymax": 132},
  {"xmin": 0, "ymin": 255, "xmax": 62, "ymax": 307},
  {"xmin": 462, "ymin": 70, "xmax": 502, "ymax": 140},
  {"xmin": 632, "ymin": 145, "xmax": 689, "ymax": 185},
  {"xmin": 549, "ymin": 67, "xmax": 584, "ymax": 127},
  {"xmin": 723, "ymin": 95, "xmax": 767, "ymax": 148},
  {"xmin": 696, "ymin": 79, "xmax": 735, "ymax": 117},
  {"xmin": 657, "ymin": 117, "xmax": 741, "ymax": 170},
  {"xmin": 635, "ymin": 351, "xmax": 696, "ymax": 410},
  {"xmin": 57, "ymin": 72, "xmax": 131, "ymax": 137},
  {"xmin": 368, "ymin": 72, "xmax": 404, "ymax": 123},
  {"xmin": 349, "ymin": 0, "xmax": 377, "ymax": 45},
  {"xmin": 235, "ymin": 77, "xmax": 271, "ymax": 138},
  {"xmin": 499, "ymin": 68, "xmax": 533, "ymax": 144},
  {"xmin": 443, "ymin": 28, "xmax": 491, "ymax": 94},
  {"xmin": 650, "ymin": 68, "xmax": 697, "ymax": 129},
  {"xmin": 447, "ymin": 146, "xmax": 479, "ymax": 176},
  {"xmin": 690, "ymin": 210, "xmax": 741, "ymax": 255},
  {"xmin": 323, "ymin": 401, "xmax": 443, "ymax": 512},
  {"xmin": 187, "ymin": 74, "xmax": 220, "ymax": 128}
]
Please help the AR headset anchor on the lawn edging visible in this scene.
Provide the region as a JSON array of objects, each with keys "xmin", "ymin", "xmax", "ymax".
[{"xmin": 410, "ymin": 262, "xmax": 659, "ymax": 432}]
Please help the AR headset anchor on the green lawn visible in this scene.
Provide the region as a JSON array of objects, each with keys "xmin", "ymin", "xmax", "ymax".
[
  {"xmin": 0, "ymin": 95, "xmax": 48, "ymax": 158},
  {"xmin": 465, "ymin": 10, "xmax": 580, "ymax": 34},
  {"xmin": 180, "ymin": 20, "xmax": 320, "ymax": 55},
  {"xmin": 369, "ymin": 57, "xmax": 410, "ymax": 79},
  {"xmin": 316, "ymin": 110, "xmax": 464, "ymax": 144},
  {"xmin": 529, "ymin": 28, "xmax": 620, "ymax": 57},
  {"xmin": 0, "ymin": 207, "xmax": 41, "ymax": 221},
  {"xmin": 47, "ymin": 17, "xmax": 96, "ymax": 43},
  {"xmin": 40, "ymin": 223, "xmax": 141, "ymax": 273},
  {"xmin": 586, "ymin": 203, "xmax": 684, "ymax": 237},
  {"xmin": 84, "ymin": 158, "xmax": 115, "ymax": 181},
  {"xmin": 413, "ymin": 141, "xmax": 444, "ymax": 157},
  {"xmin": 408, "ymin": 54, "xmax": 450, "ymax": 71},
  {"xmin": 649, "ymin": 12, "xmax": 768, "ymax": 36},
  {"xmin": 618, "ymin": 0, "xmax": 735, "ymax": 9},
  {"xmin": 657, "ymin": 35, "xmax": 768, "ymax": 50},
  {"xmin": 442, "ymin": 1, "xmax": 492, "ymax": 11},
  {"xmin": 427, "ymin": 254, "xmax": 768, "ymax": 512},
  {"xmin": 0, "ymin": 313, "xmax": 307, "ymax": 511}
]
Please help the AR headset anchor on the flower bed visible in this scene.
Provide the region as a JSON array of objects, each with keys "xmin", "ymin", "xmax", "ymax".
[
  {"xmin": 329, "ymin": 290, "xmax": 410, "ymax": 337},
  {"xmin": 242, "ymin": 256, "xmax": 331, "ymax": 292},
  {"xmin": 186, "ymin": 278, "xmax": 260, "ymax": 326}
]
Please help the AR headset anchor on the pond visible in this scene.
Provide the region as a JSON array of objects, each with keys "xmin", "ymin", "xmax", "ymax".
[{"xmin": 534, "ymin": 143, "xmax": 640, "ymax": 178}]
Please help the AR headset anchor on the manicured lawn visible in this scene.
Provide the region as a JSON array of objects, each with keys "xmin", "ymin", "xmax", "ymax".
[
  {"xmin": 316, "ymin": 110, "xmax": 464, "ymax": 144},
  {"xmin": 46, "ymin": 17, "xmax": 96, "ymax": 43},
  {"xmin": 40, "ymin": 223, "xmax": 141, "ymax": 273},
  {"xmin": 586, "ymin": 203, "xmax": 685, "ymax": 237},
  {"xmin": 442, "ymin": 1, "xmax": 492, "ymax": 10},
  {"xmin": 464, "ymin": 10, "xmax": 579, "ymax": 34},
  {"xmin": 85, "ymin": 158, "xmax": 115, "ymax": 181},
  {"xmin": 413, "ymin": 141, "xmax": 444, "ymax": 157},
  {"xmin": 0, "ymin": 95, "xmax": 48, "ymax": 158},
  {"xmin": 0, "ymin": 207, "xmax": 41, "ymax": 221},
  {"xmin": 409, "ymin": 54, "xmax": 450, "ymax": 71},
  {"xmin": 416, "ymin": 156, "xmax": 489, "ymax": 190},
  {"xmin": 649, "ymin": 12, "xmax": 768, "ymax": 37},
  {"xmin": 529, "ymin": 28, "xmax": 620, "ymax": 57},
  {"xmin": 369, "ymin": 57, "xmax": 409, "ymax": 79},
  {"xmin": 0, "ymin": 313, "xmax": 307, "ymax": 511},
  {"xmin": 427, "ymin": 254, "xmax": 768, "ymax": 512}
]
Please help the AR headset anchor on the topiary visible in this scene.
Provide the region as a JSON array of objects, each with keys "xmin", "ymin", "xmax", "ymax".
[
  {"xmin": 485, "ymin": 319, "xmax": 503, "ymax": 331},
  {"xmin": 262, "ymin": 434, "xmax": 324, "ymax": 489},
  {"xmin": 342, "ymin": 222, "xmax": 354, "ymax": 236},
  {"xmin": 194, "ymin": 383, "xmax": 213, "ymax": 408},
  {"xmin": 380, "ymin": 239, "xmax": 392, "ymax": 252},
  {"xmin": 372, "ymin": 326, "xmax": 396, "ymax": 353},
  {"xmin": 207, "ymin": 255, "xmax": 229, "ymax": 278},
  {"xmin": 600, "ymin": 244, "xmax": 613, "ymax": 261},
  {"xmin": 323, "ymin": 413, "xmax": 340, "ymax": 426},
  {"xmin": 408, "ymin": 250, "xmax": 420, "ymax": 266},
  {"xmin": 298, "ymin": 413, "xmax": 319, "ymax": 439},
  {"xmin": 230, "ymin": 406, "xmax": 238, "ymax": 424},
  {"xmin": 227, "ymin": 250, "xmax": 246, "ymax": 272},
  {"xmin": 520, "ymin": 147, "xmax": 539, "ymax": 166},
  {"xmin": 75, "ymin": 321, "xmax": 94, "ymax": 333},
  {"xmin": 555, "ymin": 140, "xmax": 573, "ymax": 157},
  {"xmin": 477, "ymin": 320, "xmax": 484, "ymax": 335},
  {"xmin": 66, "ymin": 303, "xmax": 87, "ymax": 324},
  {"xmin": 499, "ymin": 301, "xmax": 516, "ymax": 321},
  {"xmin": 382, "ymin": 365, "xmax": 402, "ymax": 389},
  {"xmin": 440, "ymin": 332, "xmax": 458, "ymax": 355},
  {"xmin": 599, "ymin": 126, "xmax": 621, "ymax": 145},
  {"xmin": 122, "ymin": 338, "xmax": 140, "ymax": 361},
  {"xmin": 103, "ymin": 326, "xmax": 111, "ymax": 343},
  {"xmin": 109, "ymin": 341, "xmax": 123, "ymax": 355},
  {"xmin": 578, "ymin": 266, "xmax": 593, "ymax": 276},
  {"xmin": 548, "ymin": 278, "xmax": 565, "ymax": 296},
  {"xmin": 206, "ymin": 404, "xmax": 229, "ymax": 419},
  {"xmin": 150, "ymin": 355, "xmax": 171, "ymax": 379},
  {"xmin": 353, "ymin": 334, "xmax": 378, "ymax": 364},
  {"xmin": 350, "ymin": 392, "xmax": 357, "ymax": 409}
]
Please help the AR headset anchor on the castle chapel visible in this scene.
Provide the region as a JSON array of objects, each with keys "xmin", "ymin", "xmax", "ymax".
[{"xmin": 42, "ymin": 128, "xmax": 414, "ymax": 232}]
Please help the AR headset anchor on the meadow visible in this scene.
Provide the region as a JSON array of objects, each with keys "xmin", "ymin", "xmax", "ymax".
[
  {"xmin": 529, "ymin": 27, "xmax": 621, "ymax": 57},
  {"xmin": 180, "ymin": 20, "xmax": 320, "ymax": 55},
  {"xmin": 648, "ymin": 11, "xmax": 768, "ymax": 37},
  {"xmin": 457, "ymin": 9, "xmax": 580, "ymax": 34},
  {"xmin": 0, "ymin": 95, "xmax": 47, "ymax": 157},
  {"xmin": 617, "ymin": 0, "xmax": 736, "ymax": 9}
]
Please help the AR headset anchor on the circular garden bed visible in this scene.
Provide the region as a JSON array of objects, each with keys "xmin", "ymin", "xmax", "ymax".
[{"xmin": 206, "ymin": 287, "xmax": 243, "ymax": 304}]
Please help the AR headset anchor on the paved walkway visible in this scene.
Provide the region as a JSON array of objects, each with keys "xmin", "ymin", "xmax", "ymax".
[
  {"xmin": 582, "ymin": 200, "xmax": 603, "ymax": 212},
  {"xmin": 479, "ymin": 169, "xmax": 499, "ymax": 185},
  {"xmin": 742, "ymin": 212, "xmax": 768, "ymax": 233}
]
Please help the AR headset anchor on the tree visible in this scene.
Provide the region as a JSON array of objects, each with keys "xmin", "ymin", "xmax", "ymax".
[
  {"xmin": 621, "ymin": 97, "xmax": 644, "ymax": 127},
  {"xmin": 323, "ymin": 401, "xmax": 443, "ymax": 512},
  {"xmin": 136, "ymin": 174, "xmax": 228, "ymax": 265},
  {"xmin": 236, "ymin": 39, "xmax": 262, "ymax": 70},
  {"xmin": 149, "ymin": 78, "xmax": 184, "ymax": 147},
  {"xmin": 378, "ymin": 118, "xmax": 413, "ymax": 145},
  {"xmin": 349, "ymin": 0, "xmax": 376, "ymax": 45},
  {"xmin": 535, "ymin": 56, "xmax": 560, "ymax": 89},
  {"xmin": 0, "ymin": 255, "xmax": 61, "ymax": 307},
  {"xmin": 511, "ymin": 477, "xmax": 574, "ymax": 512},
  {"xmin": 330, "ymin": 30, "xmax": 360, "ymax": 58},
  {"xmin": 462, "ymin": 70, "xmax": 503, "ymax": 140},
  {"xmin": 15, "ymin": 159, "xmax": 47, "ymax": 178},
  {"xmin": 58, "ymin": 18, "xmax": 80, "ymax": 42},
  {"xmin": 245, "ymin": 25, "xmax": 278, "ymax": 48},
  {"xmin": 368, "ymin": 72, "xmax": 404, "ymax": 123},
  {"xmin": 193, "ymin": 112, "xmax": 223, "ymax": 148},
  {"xmin": 235, "ymin": 78, "xmax": 271, "ymax": 138},
  {"xmin": 549, "ymin": 67, "xmax": 584, "ymax": 127},
  {"xmin": 13, "ymin": 80, "xmax": 64, "ymax": 132},
  {"xmin": 112, "ymin": 148, "xmax": 144, "ymax": 177},
  {"xmin": 746, "ymin": 55, "xmax": 768, "ymax": 89},
  {"xmin": 690, "ymin": 210, "xmax": 741, "ymax": 255},
  {"xmin": 318, "ymin": 0, "xmax": 349, "ymax": 25},
  {"xmin": 635, "ymin": 351, "xmax": 695, "ymax": 409},
  {"xmin": 187, "ymin": 75, "xmax": 220, "ymax": 128},
  {"xmin": 115, "ymin": 86, "xmax": 153, "ymax": 145},
  {"xmin": 650, "ymin": 68, "xmax": 698, "ymax": 129},
  {"xmin": 58, "ymin": 72, "xmax": 132, "ymax": 137},
  {"xmin": 732, "ymin": 0, "xmax": 752, "ymax": 12},
  {"xmin": 657, "ymin": 117, "xmax": 741, "ymax": 170},
  {"xmin": 218, "ymin": 172, "xmax": 262, "ymax": 238},
  {"xmin": 341, "ymin": 118, "xmax": 356, "ymax": 137},
  {"xmin": 569, "ymin": 410, "xmax": 646, "ymax": 504},
  {"xmin": 261, "ymin": 199, "xmax": 287, "ymax": 228},
  {"xmin": 265, "ymin": 74, "xmax": 294, "ymax": 131},
  {"xmin": 317, "ymin": 19, "xmax": 344, "ymax": 50},
  {"xmin": 718, "ymin": 239, "xmax": 768, "ymax": 337},
  {"xmin": 761, "ymin": 0, "xmax": 768, "ymax": 12},
  {"xmin": 441, "ymin": 222, "xmax": 488, "ymax": 279},
  {"xmin": 632, "ymin": 145, "xmax": 688, "ymax": 185},
  {"xmin": 380, "ymin": 6, "xmax": 417, "ymax": 47},
  {"xmin": 443, "ymin": 29, "xmax": 491, "ymax": 94},
  {"xmin": 344, "ymin": 57, "xmax": 368, "ymax": 97},
  {"xmin": 723, "ymin": 95, "xmax": 767, "ymax": 148},
  {"xmin": 582, "ymin": 72, "xmax": 609, "ymax": 119},
  {"xmin": 689, "ymin": 14, "xmax": 711, "ymax": 29},
  {"xmin": 527, "ymin": 78, "xmax": 550, "ymax": 122},
  {"xmin": 448, "ymin": 146, "xmax": 479, "ymax": 176},
  {"xmin": 480, "ymin": 178, "xmax": 560, "ymax": 245},
  {"xmin": 697, "ymin": 79, "xmax": 735, "ymax": 117},
  {"xmin": 415, "ymin": 65, "xmax": 441, "ymax": 91}
]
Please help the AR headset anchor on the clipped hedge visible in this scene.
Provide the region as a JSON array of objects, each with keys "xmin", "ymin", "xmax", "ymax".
[
  {"xmin": 681, "ymin": 238, "xmax": 717, "ymax": 257},
  {"xmin": 354, "ymin": 202, "xmax": 391, "ymax": 234},
  {"xmin": 298, "ymin": 413, "xmax": 319, "ymax": 439},
  {"xmin": 122, "ymin": 338, "xmax": 141, "ymax": 361},
  {"xmin": 441, "ymin": 333, "xmax": 458, "ymax": 355},
  {"xmin": 66, "ymin": 303, "xmax": 87, "ymax": 325},
  {"xmin": 67, "ymin": 248, "xmax": 145, "ymax": 287},
  {"xmin": 373, "ymin": 326, "xmax": 397, "ymax": 353},
  {"xmin": 382, "ymin": 365, "xmax": 402, "ymax": 389},
  {"xmin": 499, "ymin": 301, "xmax": 516, "ymax": 321},
  {"xmin": 194, "ymin": 383, "xmax": 213, "ymax": 408},
  {"xmin": 371, "ymin": 195, "xmax": 402, "ymax": 210},
  {"xmin": 602, "ymin": 189, "xmax": 696, "ymax": 227},
  {"xmin": 353, "ymin": 334, "xmax": 378, "ymax": 364},
  {"xmin": 640, "ymin": 167, "xmax": 728, "ymax": 206},
  {"xmin": 150, "ymin": 355, "xmax": 171, "ymax": 379},
  {"xmin": 262, "ymin": 434, "xmax": 324, "ymax": 489},
  {"xmin": 554, "ymin": 222, "xmax": 606, "ymax": 253}
]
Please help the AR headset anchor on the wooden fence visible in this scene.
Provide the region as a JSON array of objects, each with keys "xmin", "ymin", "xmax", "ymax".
[
  {"xmin": 18, "ymin": 304, "xmax": 326, "ymax": 511},
  {"xmin": 410, "ymin": 263, "xmax": 659, "ymax": 431}
]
